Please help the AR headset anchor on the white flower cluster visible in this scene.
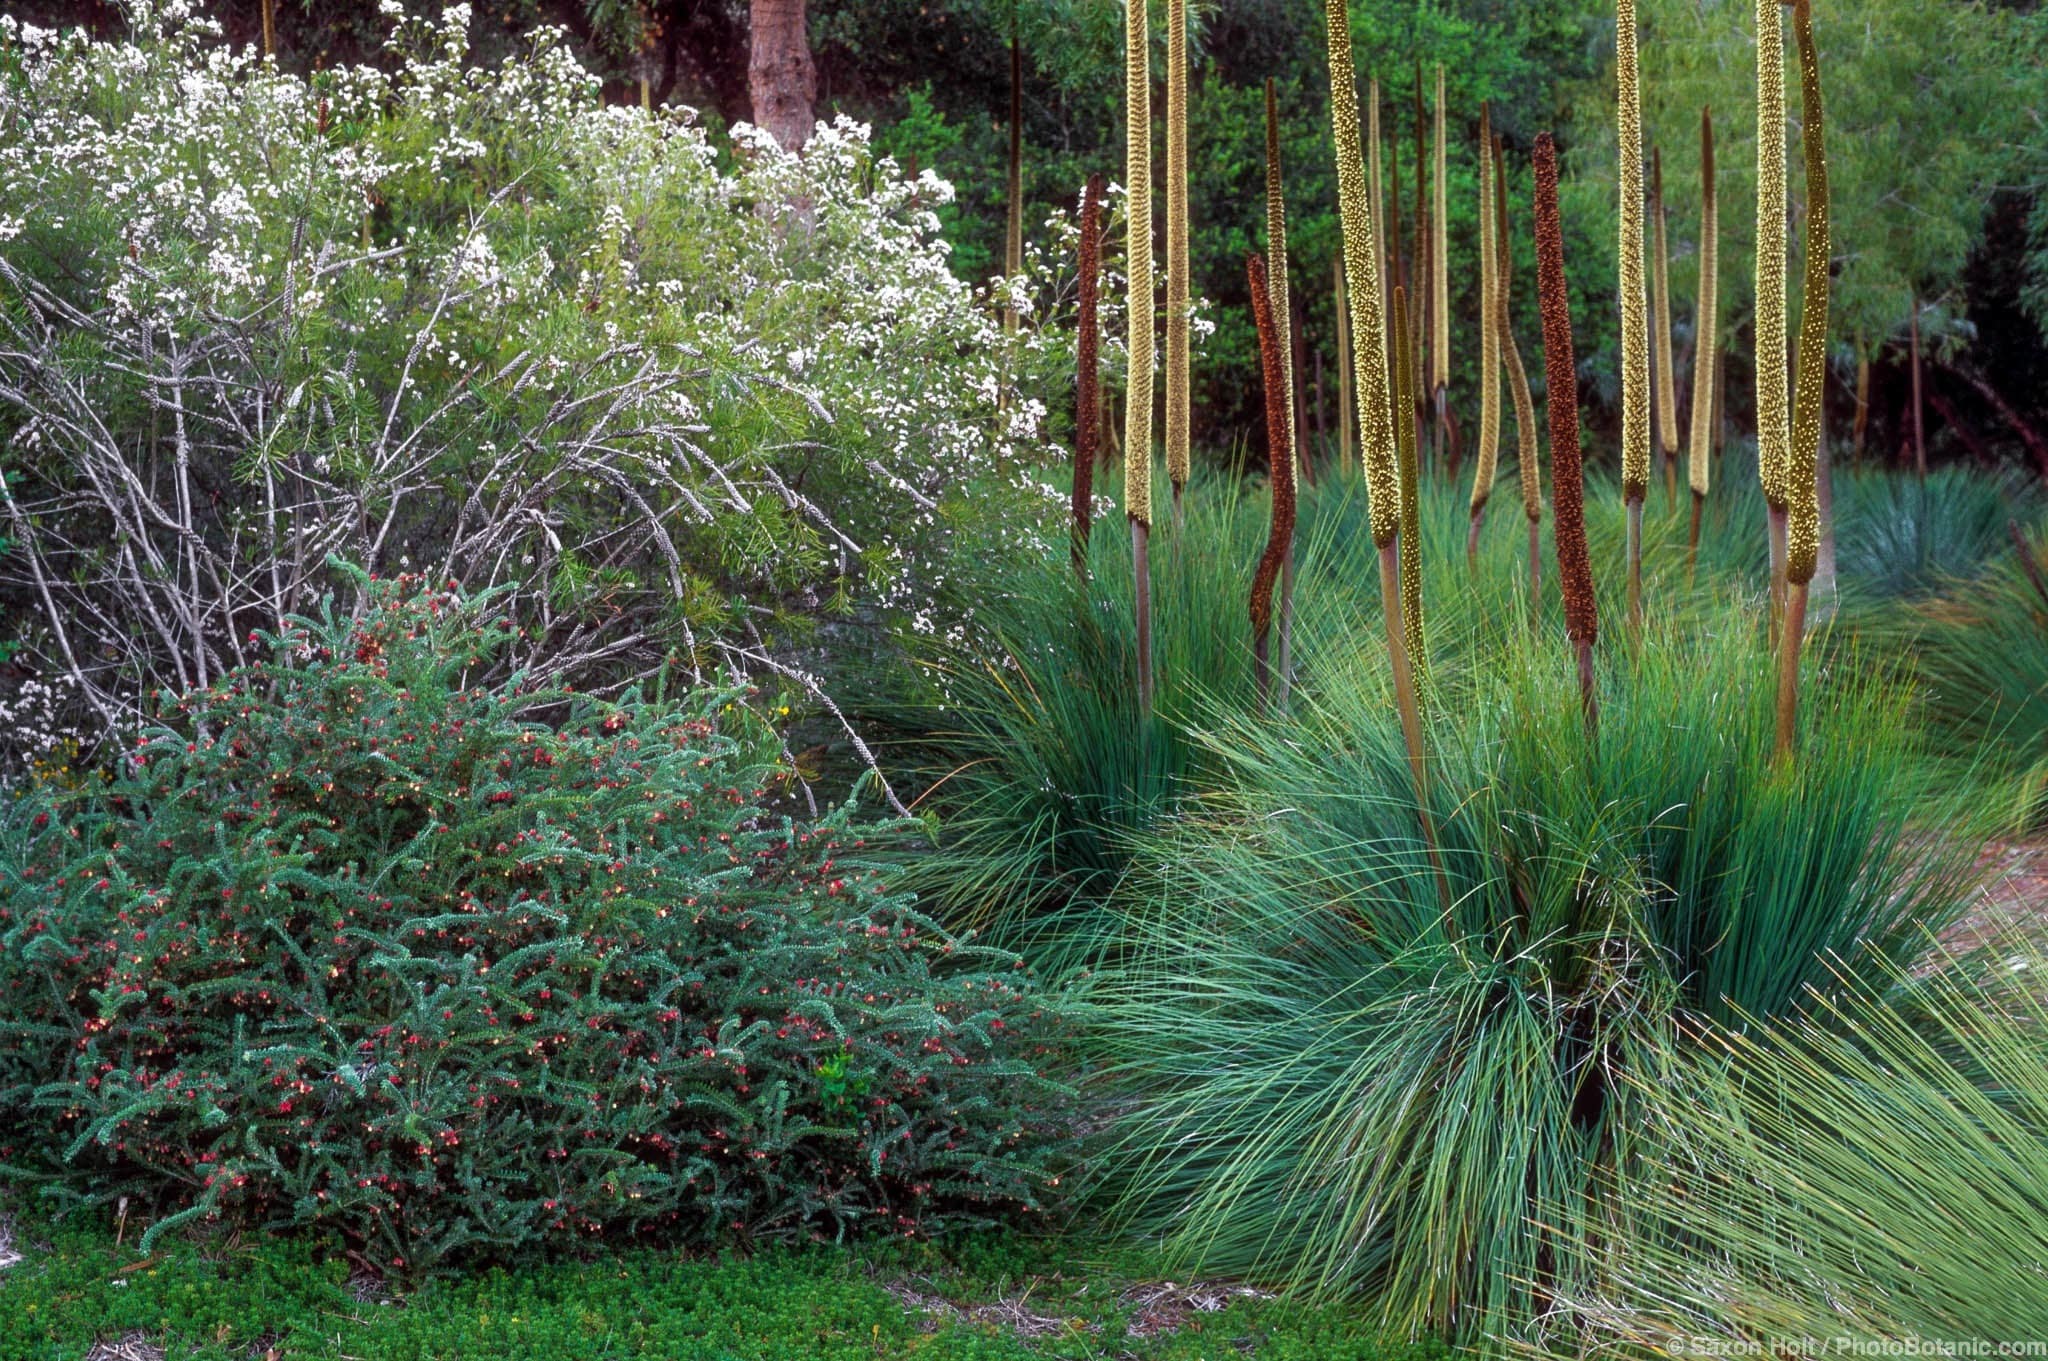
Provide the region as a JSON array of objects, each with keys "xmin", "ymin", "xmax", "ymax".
[{"xmin": 0, "ymin": 4, "xmax": 1084, "ymax": 729}]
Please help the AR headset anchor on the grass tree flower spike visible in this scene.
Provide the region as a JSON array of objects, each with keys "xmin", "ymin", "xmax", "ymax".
[
  {"xmin": 1123, "ymin": 0, "xmax": 1154, "ymax": 714},
  {"xmin": 1265, "ymin": 79, "xmax": 1300, "ymax": 702},
  {"xmin": 1535, "ymin": 133, "xmax": 1600, "ymax": 731},
  {"xmin": 1265, "ymin": 79, "xmax": 1297, "ymax": 486},
  {"xmin": 1335, "ymin": 253, "xmax": 1355, "ymax": 471},
  {"xmin": 1165, "ymin": 0, "xmax": 1191, "ymax": 514},
  {"xmin": 1469, "ymin": 103, "xmax": 1501, "ymax": 569},
  {"xmin": 1756, "ymin": 0, "xmax": 1791, "ymax": 625},
  {"xmin": 1495, "ymin": 135, "xmax": 1542, "ymax": 612},
  {"xmin": 1074, "ymin": 173, "xmax": 1105, "ymax": 577},
  {"xmin": 1247, "ymin": 254, "xmax": 1297, "ymax": 710},
  {"xmin": 1324, "ymin": 0, "xmax": 1440, "ymax": 874},
  {"xmin": 1368, "ymin": 76, "xmax": 1385, "ymax": 320},
  {"xmin": 1651, "ymin": 145, "xmax": 1680, "ymax": 510},
  {"xmin": 1617, "ymin": 0, "xmax": 1650, "ymax": 630},
  {"xmin": 1778, "ymin": 0, "xmax": 1830, "ymax": 762},
  {"xmin": 1687, "ymin": 108, "xmax": 1718, "ymax": 579},
  {"xmin": 1395, "ymin": 285, "xmax": 1426, "ymax": 674}
]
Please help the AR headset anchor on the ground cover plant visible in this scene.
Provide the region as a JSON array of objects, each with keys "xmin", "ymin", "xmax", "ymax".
[{"xmin": 0, "ymin": 572, "xmax": 1072, "ymax": 1279}]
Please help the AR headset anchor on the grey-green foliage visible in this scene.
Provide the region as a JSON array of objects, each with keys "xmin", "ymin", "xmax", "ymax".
[
  {"xmin": 1549, "ymin": 937, "xmax": 2048, "ymax": 1347},
  {"xmin": 1098, "ymin": 605, "xmax": 1981, "ymax": 1338}
]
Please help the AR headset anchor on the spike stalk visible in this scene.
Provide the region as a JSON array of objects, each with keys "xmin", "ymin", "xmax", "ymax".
[
  {"xmin": 1469, "ymin": 103, "xmax": 1501, "ymax": 570},
  {"xmin": 1651, "ymin": 146, "xmax": 1679, "ymax": 512},
  {"xmin": 1265, "ymin": 81, "xmax": 1299, "ymax": 699},
  {"xmin": 1073, "ymin": 174, "xmax": 1105, "ymax": 577},
  {"xmin": 1496, "ymin": 136, "xmax": 1541, "ymax": 617},
  {"xmin": 1248, "ymin": 254, "xmax": 1298, "ymax": 710},
  {"xmin": 1536, "ymin": 133, "xmax": 1599, "ymax": 732},
  {"xmin": 1687, "ymin": 108, "xmax": 1718, "ymax": 582},
  {"xmin": 1431, "ymin": 63, "xmax": 1450, "ymax": 474},
  {"xmin": 1395, "ymin": 286, "xmax": 1425, "ymax": 674}
]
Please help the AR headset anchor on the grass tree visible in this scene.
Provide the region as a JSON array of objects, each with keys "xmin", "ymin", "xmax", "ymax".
[
  {"xmin": 1073, "ymin": 173, "xmax": 1105, "ymax": 577},
  {"xmin": 1468, "ymin": 103, "xmax": 1500, "ymax": 570},
  {"xmin": 1688, "ymin": 108, "xmax": 1719, "ymax": 579},
  {"xmin": 1618, "ymin": 0, "xmax": 1651, "ymax": 630},
  {"xmin": 1535, "ymin": 132, "xmax": 1600, "ymax": 730},
  {"xmin": 1778, "ymin": 0, "xmax": 1830, "ymax": 762},
  {"xmin": 1756, "ymin": 0, "xmax": 1792, "ymax": 629},
  {"xmin": 1265, "ymin": 78, "xmax": 1300, "ymax": 702},
  {"xmin": 1123, "ymin": 0, "xmax": 1154, "ymax": 714},
  {"xmin": 1165, "ymin": 0, "xmax": 1191, "ymax": 518},
  {"xmin": 1395, "ymin": 285, "xmax": 1426, "ymax": 673}
]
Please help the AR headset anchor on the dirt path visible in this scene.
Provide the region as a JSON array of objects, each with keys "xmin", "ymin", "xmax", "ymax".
[{"xmin": 1945, "ymin": 838, "xmax": 2048, "ymax": 952}]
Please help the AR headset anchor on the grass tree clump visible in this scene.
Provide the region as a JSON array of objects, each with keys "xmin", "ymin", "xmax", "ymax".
[
  {"xmin": 1535, "ymin": 133, "xmax": 1601, "ymax": 728},
  {"xmin": 1165, "ymin": 0, "xmax": 1192, "ymax": 515},
  {"xmin": 1074, "ymin": 173, "xmax": 1106, "ymax": 576},
  {"xmin": 1756, "ymin": 0, "xmax": 1792, "ymax": 624},
  {"xmin": 1651, "ymin": 146, "xmax": 1680, "ymax": 511},
  {"xmin": 1468, "ymin": 104, "xmax": 1502, "ymax": 569},
  {"xmin": 1617, "ymin": 0, "xmax": 1651, "ymax": 628},
  {"xmin": 1495, "ymin": 136, "xmax": 1543, "ymax": 613},
  {"xmin": 1102, "ymin": 613, "xmax": 1981, "ymax": 1339},
  {"xmin": 1688, "ymin": 108, "xmax": 1719, "ymax": 577},
  {"xmin": 1778, "ymin": 0, "xmax": 1831, "ymax": 762},
  {"xmin": 1248, "ymin": 254, "xmax": 1298, "ymax": 710},
  {"xmin": 1123, "ymin": 0, "xmax": 1155, "ymax": 714}
]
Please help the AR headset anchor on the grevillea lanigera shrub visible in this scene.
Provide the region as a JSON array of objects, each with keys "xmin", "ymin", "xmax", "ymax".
[{"xmin": 0, "ymin": 574, "xmax": 1072, "ymax": 1277}]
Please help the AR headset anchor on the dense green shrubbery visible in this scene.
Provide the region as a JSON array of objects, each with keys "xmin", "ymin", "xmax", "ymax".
[{"xmin": 0, "ymin": 574, "xmax": 1071, "ymax": 1277}]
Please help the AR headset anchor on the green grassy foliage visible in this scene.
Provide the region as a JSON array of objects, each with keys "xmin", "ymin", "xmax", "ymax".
[
  {"xmin": 0, "ymin": 1204, "xmax": 1451, "ymax": 1361},
  {"xmin": 1096, "ymin": 606, "xmax": 1982, "ymax": 1337},
  {"xmin": 1548, "ymin": 938, "xmax": 2048, "ymax": 1348}
]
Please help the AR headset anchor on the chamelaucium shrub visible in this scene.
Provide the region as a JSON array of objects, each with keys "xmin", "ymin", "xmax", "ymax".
[
  {"xmin": 0, "ymin": 573, "xmax": 1072, "ymax": 1279},
  {"xmin": 0, "ymin": 3, "xmax": 1083, "ymax": 733}
]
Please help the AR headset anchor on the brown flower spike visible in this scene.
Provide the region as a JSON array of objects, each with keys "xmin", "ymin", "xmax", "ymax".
[
  {"xmin": 1248, "ymin": 254, "xmax": 1297, "ymax": 707},
  {"xmin": 1535, "ymin": 133, "xmax": 1600, "ymax": 726}
]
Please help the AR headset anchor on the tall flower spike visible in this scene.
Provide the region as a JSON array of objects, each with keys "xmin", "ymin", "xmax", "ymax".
[
  {"xmin": 1778, "ymin": 0, "xmax": 1829, "ymax": 760},
  {"xmin": 1395, "ymin": 285, "xmax": 1425, "ymax": 672},
  {"xmin": 1122, "ymin": 0, "xmax": 1154, "ymax": 712},
  {"xmin": 1265, "ymin": 79, "xmax": 1297, "ymax": 486},
  {"xmin": 1650, "ymin": 146, "xmax": 1680, "ymax": 494},
  {"xmin": 1324, "ymin": 1, "xmax": 1397, "ymax": 547},
  {"xmin": 1335, "ymin": 253, "xmax": 1355, "ymax": 471},
  {"xmin": 1165, "ymin": 0, "xmax": 1191, "ymax": 506},
  {"xmin": 1496, "ymin": 135, "xmax": 1542, "ymax": 603},
  {"xmin": 1328, "ymin": 0, "xmax": 1441, "ymax": 894},
  {"xmin": 1123, "ymin": 0, "xmax": 1154, "ymax": 530},
  {"xmin": 1535, "ymin": 133, "xmax": 1599, "ymax": 728},
  {"xmin": 1073, "ymin": 173, "xmax": 1105, "ymax": 576},
  {"xmin": 1617, "ymin": 0, "xmax": 1650, "ymax": 628},
  {"xmin": 1687, "ymin": 108, "xmax": 1718, "ymax": 575},
  {"xmin": 1247, "ymin": 254, "xmax": 1297, "ymax": 708},
  {"xmin": 1469, "ymin": 103, "xmax": 1501, "ymax": 564},
  {"xmin": 1368, "ymin": 76, "xmax": 1385, "ymax": 314},
  {"xmin": 1756, "ymin": 0, "xmax": 1791, "ymax": 630}
]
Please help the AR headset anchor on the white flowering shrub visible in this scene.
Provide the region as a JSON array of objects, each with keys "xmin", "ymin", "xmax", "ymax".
[{"xmin": 0, "ymin": 3, "xmax": 1072, "ymax": 760}]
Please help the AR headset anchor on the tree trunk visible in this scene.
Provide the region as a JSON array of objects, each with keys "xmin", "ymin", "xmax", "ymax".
[
  {"xmin": 1851, "ymin": 344, "xmax": 1870, "ymax": 460},
  {"xmin": 1942, "ymin": 361, "xmax": 2048, "ymax": 482},
  {"xmin": 1926, "ymin": 388, "xmax": 1993, "ymax": 466},
  {"xmin": 748, "ymin": 0, "xmax": 816, "ymax": 151}
]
